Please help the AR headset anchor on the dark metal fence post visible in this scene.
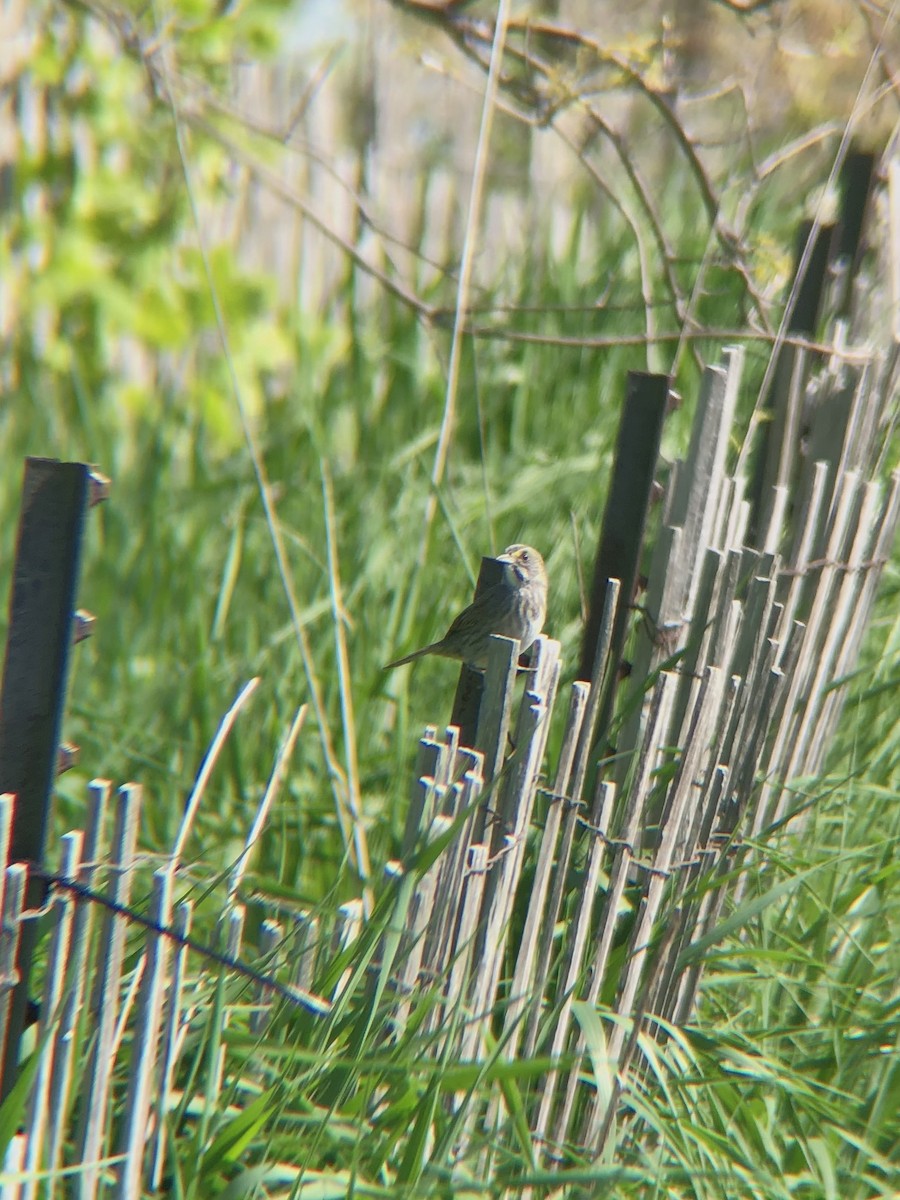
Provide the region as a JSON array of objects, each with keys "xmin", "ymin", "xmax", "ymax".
[
  {"xmin": 0, "ymin": 458, "xmax": 104, "ymax": 1099},
  {"xmin": 836, "ymin": 148, "xmax": 876, "ymax": 300},
  {"xmin": 450, "ymin": 555, "xmax": 508, "ymax": 749},
  {"xmin": 747, "ymin": 219, "xmax": 836, "ymax": 545},
  {"xmin": 579, "ymin": 371, "xmax": 669, "ymax": 746}
]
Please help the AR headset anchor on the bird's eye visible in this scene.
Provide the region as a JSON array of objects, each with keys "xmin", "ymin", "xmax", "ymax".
[{"xmin": 520, "ymin": 549, "xmax": 529, "ymax": 560}]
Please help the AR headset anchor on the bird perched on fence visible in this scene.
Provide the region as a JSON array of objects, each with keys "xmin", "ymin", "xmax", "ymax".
[{"xmin": 384, "ymin": 544, "xmax": 548, "ymax": 672}]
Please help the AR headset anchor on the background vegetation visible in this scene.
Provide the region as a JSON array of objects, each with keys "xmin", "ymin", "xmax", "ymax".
[{"xmin": 0, "ymin": 0, "xmax": 897, "ymax": 1194}]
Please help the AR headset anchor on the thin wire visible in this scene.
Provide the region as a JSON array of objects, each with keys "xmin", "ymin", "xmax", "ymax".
[{"xmin": 33, "ymin": 868, "xmax": 333, "ymax": 1015}]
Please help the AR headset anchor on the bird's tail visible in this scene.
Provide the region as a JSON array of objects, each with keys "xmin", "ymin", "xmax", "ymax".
[{"xmin": 383, "ymin": 642, "xmax": 440, "ymax": 670}]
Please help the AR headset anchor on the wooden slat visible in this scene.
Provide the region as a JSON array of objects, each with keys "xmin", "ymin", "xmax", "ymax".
[
  {"xmin": 22, "ymin": 832, "xmax": 82, "ymax": 1200},
  {"xmin": 115, "ymin": 869, "xmax": 174, "ymax": 1199},
  {"xmin": 46, "ymin": 780, "xmax": 110, "ymax": 1189},
  {"xmin": 149, "ymin": 901, "xmax": 192, "ymax": 1192},
  {"xmin": 76, "ymin": 783, "xmax": 142, "ymax": 1200},
  {"xmin": 503, "ymin": 680, "xmax": 589, "ymax": 1059}
]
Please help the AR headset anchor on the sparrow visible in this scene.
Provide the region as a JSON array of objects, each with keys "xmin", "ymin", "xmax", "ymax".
[{"xmin": 384, "ymin": 544, "xmax": 548, "ymax": 671}]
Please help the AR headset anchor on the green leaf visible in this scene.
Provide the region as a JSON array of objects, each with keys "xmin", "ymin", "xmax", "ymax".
[
  {"xmin": 0, "ymin": 1026, "xmax": 54, "ymax": 1154},
  {"xmin": 198, "ymin": 1087, "xmax": 277, "ymax": 1178},
  {"xmin": 677, "ymin": 860, "xmax": 834, "ymax": 970}
]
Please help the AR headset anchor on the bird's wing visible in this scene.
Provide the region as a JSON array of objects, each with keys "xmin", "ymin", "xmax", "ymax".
[{"xmin": 443, "ymin": 581, "xmax": 508, "ymax": 637}]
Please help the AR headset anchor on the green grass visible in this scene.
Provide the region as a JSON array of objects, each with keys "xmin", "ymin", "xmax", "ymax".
[
  {"xmin": 1, "ymin": 3, "xmax": 898, "ymax": 1195},
  {"xmin": 8, "ymin": 263, "xmax": 891, "ymax": 1194}
]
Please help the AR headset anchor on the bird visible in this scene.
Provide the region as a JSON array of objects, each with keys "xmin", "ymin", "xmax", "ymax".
[{"xmin": 384, "ymin": 544, "xmax": 548, "ymax": 672}]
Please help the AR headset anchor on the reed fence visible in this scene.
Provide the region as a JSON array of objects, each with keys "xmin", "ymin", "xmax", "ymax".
[
  {"xmin": 0, "ymin": 168, "xmax": 897, "ymax": 1197},
  {"xmin": 1, "ymin": 337, "xmax": 895, "ymax": 1193}
]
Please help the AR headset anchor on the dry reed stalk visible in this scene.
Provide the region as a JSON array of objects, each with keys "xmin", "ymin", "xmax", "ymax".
[{"xmin": 227, "ymin": 705, "xmax": 308, "ymax": 902}]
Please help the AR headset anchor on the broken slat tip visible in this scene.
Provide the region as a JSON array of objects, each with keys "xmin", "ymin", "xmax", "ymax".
[
  {"xmin": 88, "ymin": 469, "xmax": 111, "ymax": 506},
  {"xmin": 73, "ymin": 610, "xmax": 95, "ymax": 643},
  {"xmin": 57, "ymin": 743, "xmax": 79, "ymax": 773}
]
